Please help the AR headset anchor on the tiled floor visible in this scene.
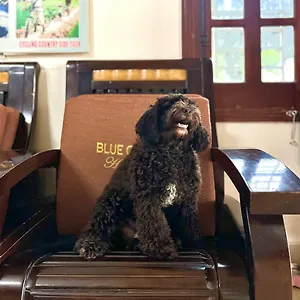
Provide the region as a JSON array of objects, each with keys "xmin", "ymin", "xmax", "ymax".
[{"xmin": 294, "ymin": 288, "xmax": 300, "ymax": 299}]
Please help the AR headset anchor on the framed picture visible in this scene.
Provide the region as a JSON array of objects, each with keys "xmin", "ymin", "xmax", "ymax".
[{"xmin": 0, "ymin": 0, "xmax": 89, "ymax": 53}]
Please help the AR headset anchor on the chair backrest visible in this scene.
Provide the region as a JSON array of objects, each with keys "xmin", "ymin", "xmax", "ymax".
[
  {"xmin": 66, "ymin": 59, "xmax": 218, "ymax": 148},
  {"xmin": 0, "ymin": 62, "xmax": 40, "ymax": 149},
  {"xmin": 0, "ymin": 104, "xmax": 19, "ymax": 150},
  {"xmin": 56, "ymin": 94, "xmax": 216, "ymax": 237},
  {"xmin": 0, "ymin": 62, "xmax": 39, "ymax": 236},
  {"xmin": 60, "ymin": 59, "xmax": 220, "ymax": 237}
]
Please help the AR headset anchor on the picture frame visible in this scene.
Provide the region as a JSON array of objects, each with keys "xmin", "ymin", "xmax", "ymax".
[{"xmin": 0, "ymin": 0, "xmax": 89, "ymax": 53}]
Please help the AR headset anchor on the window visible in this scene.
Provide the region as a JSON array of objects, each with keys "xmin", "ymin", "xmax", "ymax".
[
  {"xmin": 211, "ymin": 27, "xmax": 245, "ymax": 83},
  {"xmin": 182, "ymin": 0, "xmax": 300, "ymax": 121}
]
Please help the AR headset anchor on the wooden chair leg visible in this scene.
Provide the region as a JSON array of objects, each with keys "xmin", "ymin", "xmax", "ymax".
[{"xmin": 247, "ymin": 214, "xmax": 292, "ymax": 300}]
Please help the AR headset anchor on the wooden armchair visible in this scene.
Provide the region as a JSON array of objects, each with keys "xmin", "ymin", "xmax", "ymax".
[
  {"xmin": 0, "ymin": 62, "xmax": 40, "ymax": 236},
  {"xmin": 0, "ymin": 62, "xmax": 40, "ymax": 150},
  {"xmin": 0, "ymin": 59, "xmax": 299, "ymax": 300}
]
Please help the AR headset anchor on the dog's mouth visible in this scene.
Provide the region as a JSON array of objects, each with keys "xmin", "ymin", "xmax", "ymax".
[{"xmin": 175, "ymin": 122, "xmax": 189, "ymax": 137}]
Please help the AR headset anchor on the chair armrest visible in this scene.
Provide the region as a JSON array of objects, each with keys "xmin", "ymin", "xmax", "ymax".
[
  {"xmin": 0, "ymin": 149, "xmax": 32, "ymax": 175},
  {"xmin": 212, "ymin": 148, "xmax": 300, "ymax": 215},
  {"xmin": 0, "ymin": 149, "xmax": 60, "ymax": 196},
  {"xmin": 0, "ymin": 205, "xmax": 56, "ymax": 264}
]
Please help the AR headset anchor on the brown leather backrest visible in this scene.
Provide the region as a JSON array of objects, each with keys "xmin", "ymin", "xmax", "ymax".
[
  {"xmin": 0, "ymin": 104, "xmax": 20, "ymax": 150},
  {"xmin": 0, "ymin": 104, "xmax": 20, "ymax": 236},
  {"xmin": 56, "ymin": 94, "xmax": 216, "ymax": 236}
]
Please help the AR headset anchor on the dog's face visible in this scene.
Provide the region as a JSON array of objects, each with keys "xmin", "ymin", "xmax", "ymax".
[{"xmin": 135, "ymin": 94, "xmax": 209, "ymax": 152}]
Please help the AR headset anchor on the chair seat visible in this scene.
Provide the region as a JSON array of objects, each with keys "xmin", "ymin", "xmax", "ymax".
[
  {"xmin": 31, "ymin": 251, "xmax": 218, "ymax": 299},
  {"xmin": 0, "ymin": 244, "xmax": 250, "ymax": 300}
]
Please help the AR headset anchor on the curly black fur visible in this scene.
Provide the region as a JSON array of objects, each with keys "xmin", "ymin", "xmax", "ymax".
[{"xmin": 74, "ymin": 94, "xmax": 209, "ymax": 260}]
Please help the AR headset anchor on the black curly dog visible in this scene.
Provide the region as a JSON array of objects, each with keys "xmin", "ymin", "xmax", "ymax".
[{"xmin": 74, "ymin": 94, "xmax": 209, "ymax": 259}]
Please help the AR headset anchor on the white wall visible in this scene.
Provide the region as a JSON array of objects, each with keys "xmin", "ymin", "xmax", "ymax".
[
  {"xmin": 2, "ymin": 0, "xmax": 182, "ymax": 151},
  {"xmin": 2, "ymin": 0, "xmax": 300, "ymax": 260}
]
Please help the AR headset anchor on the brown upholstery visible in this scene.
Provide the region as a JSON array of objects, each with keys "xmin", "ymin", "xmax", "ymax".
[
  {"xmin": 56, "ymin": 94, "xmax": 215, "ymax": 236},
  {"xmin": 0, "ymin": 104, "xmax": 20, "ymax": 235},
  {"xmin": 0, "ymin": 104, "xmax": 20, "ymax": 150}
]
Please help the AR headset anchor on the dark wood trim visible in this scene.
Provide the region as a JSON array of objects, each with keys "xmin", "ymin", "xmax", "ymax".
[
  {"xmin": 0, "ymin": 150, "xmax": 32, "ymax": 176},
  {"xmin": 211, "ymin": 148, "xmax": 300, "ymax": 214},
  {"xmin": 210, "ymin": 20, "xmax": 245, "ymax": 27},
  {"xmin": 214, "ymin": 83, "xmax": 296, "ymax": 122},
  {"xmin": 248, "ymin": 215, "xmax": 292, "ymax": 300},
  {"xmin": 259, "ymin": 18, "xmax": 295, "ymax": 26},
  {"xmin": 199, "ymin": 58, "xmax": 218, "ymax": 146},
  {"xmin": 0, "ymin": 83, "xmax": 8, "ymax": 92},
  {"xmin": 295, "ymin": 0, "xmax": 300, "ymax": 110},
  {"xmin": 245, "ymin": 0, "xmax": 261, "ymax": 83},
  {"xmin": 212, "ymin": 147, "xmax": 297, "ymax": 299},
  {"xmin": 23, "ymin": 63, "xmax": 39, "ymax": 149},
  {"xmin": 66, "ymin": 61, "xmax": 78, "ymax": 100},
  {"xmin": 206, "ymin": 0, "xmax": 212, "ymax": 58},
  {"xmin": 91, "ymin": 81, "xmax": 187, "ymax": 91},
  {"xmin": 211, "ymin": 18, "xmax": 295, "ymax": 27},
  {"xmin": 69, "ymin": 59, "xmax": 210, "ymax": 71},
  {"xmin": 216, "ymin": 107, "xmax": 294, "ymax": 122},
  {"xmin": 0, "ymin": 150, "xmax": 60, "ymax": 196},
  {"xmin": 182, "ymin": 0, "xmax": 201, "ymax": 58},
  {"xmin": 0, "ymin": 207, "xmax": 55, "ymax": 264}
]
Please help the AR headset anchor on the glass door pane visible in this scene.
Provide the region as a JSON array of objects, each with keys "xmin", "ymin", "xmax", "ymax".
[
  {"xmin": 211, "ymin": 0, "xmax": 244, "ymax": 19},
  {"xmin": 260, "ymin": 0, "xmax": 294, "ymax": 19},
  {"xmin": 211, "ymin": 27, "xmax": 245, "ymax": 83},
  {"xmin": 261, "ymin": 26, "xmax": 295, "ymax": 82}
]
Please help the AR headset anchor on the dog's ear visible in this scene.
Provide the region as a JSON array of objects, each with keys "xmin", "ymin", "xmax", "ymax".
[
  {"xmin": 135, "ymin": 103, "xmax": 159, "ymax": 143},
  {"xmin": 191, "ymin": 125, "xmax": 209, "ymax": 152}
]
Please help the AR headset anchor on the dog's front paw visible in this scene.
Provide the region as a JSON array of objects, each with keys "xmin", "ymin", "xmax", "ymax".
[{"xmin": 74, "ymin": 235, "xmax": 109, "ymax": 260}]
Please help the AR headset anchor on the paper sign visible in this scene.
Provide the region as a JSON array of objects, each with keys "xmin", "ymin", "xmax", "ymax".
[{"xmin": 0, "ymin": 0, "xmax": 89, "ymax": 53}]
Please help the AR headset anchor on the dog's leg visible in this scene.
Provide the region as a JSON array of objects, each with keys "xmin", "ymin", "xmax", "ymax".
[
  {"xmin": 179, "ymin": 155, "xmax": 203, "ymax": 250},
  {"xmin": 74, "ymin": 189, "xmax": 125, "ymax": 259},
  {"xmin": 134, "ymin": 199, "xmax": 178, "ymax": 259},
  {"xmin": 130, "ymin": 148, "xmax": 178, "ymax": 259},
  {"xmin": 181, "ymin": 198, "xmax": 203, "ymax": 249}
]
